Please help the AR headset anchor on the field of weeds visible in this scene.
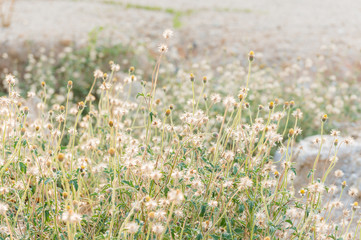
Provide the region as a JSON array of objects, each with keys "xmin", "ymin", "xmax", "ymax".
[
  {"xmin": 0, "ymin": 1, "xmax": 361, "ymax": 239},
  {"xmin": 0, "ymin": 28, "xmax": 359, "ymax": 239}
]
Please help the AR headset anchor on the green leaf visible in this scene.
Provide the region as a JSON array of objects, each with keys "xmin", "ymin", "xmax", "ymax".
[
  {"xmin": 45, "ymin": 210, "xmax": 50, "ymax": 222},
  {"xmin": 44, "ymin": 178, "xmax": 52, "ymax": 185},
  {"xmin": 238, "ymin": 204, "xmax": 244, "ymax": 214},
  {"xmin": 285, "ymin": 219, "xmax": 293, "ymax": 225},
  {"xmin": 199, "ymin": 204, "xmax": 207, "ymax": 217},
  {"xmin": 232, "ymin": 166, "xmax": 238, "ymax": 175},
  {"xmin": 121, "ymin": 180, "xmax": 135, "ymax": 188},
  {"xmin": 136, "ymin": 92, "xmax": 145, "ymax": 98},
  {"xmin": 19, "ymin": 162, "xmax": 27, "ymax": 174},
  {"xmin": 234, "ymin": 228, "xmax": 244, "ymax": 234},
  {"xmin": 69, "ymin": 179, "xmax": 78, "ymax": 191},
  {"xmin": 307, "ymin": 169, "xmax": 313, "ymax": 178}
]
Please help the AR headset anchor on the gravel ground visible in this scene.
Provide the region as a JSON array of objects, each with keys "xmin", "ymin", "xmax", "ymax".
[{"xmin": 1, "ymin": 0, "xmax": 361, "ymax": 65}]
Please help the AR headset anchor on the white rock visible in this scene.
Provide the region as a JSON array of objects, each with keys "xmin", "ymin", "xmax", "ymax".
[{"xmin": 276, "ymin": 135, "xmax": 361, "ymax": 192}]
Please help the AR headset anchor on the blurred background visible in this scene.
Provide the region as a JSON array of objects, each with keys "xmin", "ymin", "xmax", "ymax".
[
  {"xmin": 0, "ymin": 0, "xmax": 360, "ymax": 104},
  {"xmin": 2, "ymin": 0, "xmax": 361, "ymax": 60}
]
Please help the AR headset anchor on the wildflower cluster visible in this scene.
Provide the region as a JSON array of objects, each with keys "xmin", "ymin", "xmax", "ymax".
[{"xmin": 0, "ymin": 30, "xmax": 358, "ymax": 240}]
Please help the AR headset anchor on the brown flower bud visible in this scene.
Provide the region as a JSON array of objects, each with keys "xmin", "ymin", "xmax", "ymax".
[
  {"xmin": 321, "ymin": 114, "xmax": 328, "ymax": 122},
  {"xmin": 190, "ymin": 73, "xmax": 195, "ymax": 82},
  {"xmin": 202, "ymin": 76, "xmax": 207, "ymax": 84},
  {"xmin": 129, "ymin": 66, "xmax": 135, "ymax": 73},
  {"xmin": 148, "ymin": 212, "xmax": 155, "ymax": 221},
  {"xmin": 289, "ymin": 128, "xmax": 294, "ymax": 136},
  {"xmin": 23, "ymin": 106, "xmax": 29, "ymax": 115},
  {"xmin": 108, "ymin": 148, "xmax": 116, "ymax": 157},
  {"xmin": 78, "ymin": 101, "xmax": 85, "ymax": 110},
  {"xmin": 284, "ymin": 101, "xmax": 289, "ymax": 109},
  {"xmin": 248, "ymin": 51, "xmax": 255, "ymax": 62},
  {"xmin": 57, "ymin": 153, "xmax": 65, "ymax": 162},
  {"xmin": 290, "ymin": 100, "xmax": 295, "ymax": 108},
  {"xmin": 269, "ymin": 101, "xmax": 274, "ymax": 110},
  {"xmin": 67, "ymin": 80, "xmax": 73, "ymax": 89}
]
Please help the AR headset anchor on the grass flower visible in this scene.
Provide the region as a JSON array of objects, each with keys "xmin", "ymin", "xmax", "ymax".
[
  {"xmin": 0, "ymin": 29, "xmax": 357, "ymax": 240},
  {"xmin": 0, "ymin": 203, "xmax": 8, "ymax": 216}
]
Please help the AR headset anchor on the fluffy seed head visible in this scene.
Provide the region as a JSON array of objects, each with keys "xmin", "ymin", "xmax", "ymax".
[
  {"xmin": 93, "ymin": 70, "xmax": 103, "ymax": 78},
  {"xmin": 0, "ymin": 202, "xmax": 8, "ymax": 215},
  {"xmin": 158, "ymin": 44, "xmax": 168, "ymax": 53},
  {"xmin": 168, "ymin": 189, "xmax": 184, "ymax": 204},
  {"xmin": 162, "ymin": 29, "xmax": 173, "ymax": 39}
]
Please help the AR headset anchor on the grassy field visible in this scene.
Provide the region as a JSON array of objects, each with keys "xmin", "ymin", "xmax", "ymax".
[{"xmin": 0, "ymin": 28, "xmax": 359, "ymax": 239}]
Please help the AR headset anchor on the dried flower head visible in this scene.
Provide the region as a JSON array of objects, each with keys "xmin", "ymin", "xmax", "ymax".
[
  {"xmin": 158, "ymin": 44, "xmax": 168, "ymax": 53},
  {"xmin": 94, "ymin": 70, "xmax": 103, "ymax": 78},
  {"xmin": 5, "ymin": 74, "xmax": 15, "ymax": 85},
  {"xmin": 126, "ymin": 222, "xmax": 140, "ymax": 234},
  {"xmin": 0, "ymin": 202, "xmax": 8, "ymax": 215},
  {"xmin": 162, "ymin": 29, "xmax": 174, "ymax": 39},
  {"xmin": 167, "ymin": 189, "xmax": 184, "ymax": 204}
]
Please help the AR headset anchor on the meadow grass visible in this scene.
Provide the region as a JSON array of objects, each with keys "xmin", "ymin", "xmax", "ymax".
[{"xmin": 0, "ymin": 29, "xmax": 359, "ymax": 239}]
